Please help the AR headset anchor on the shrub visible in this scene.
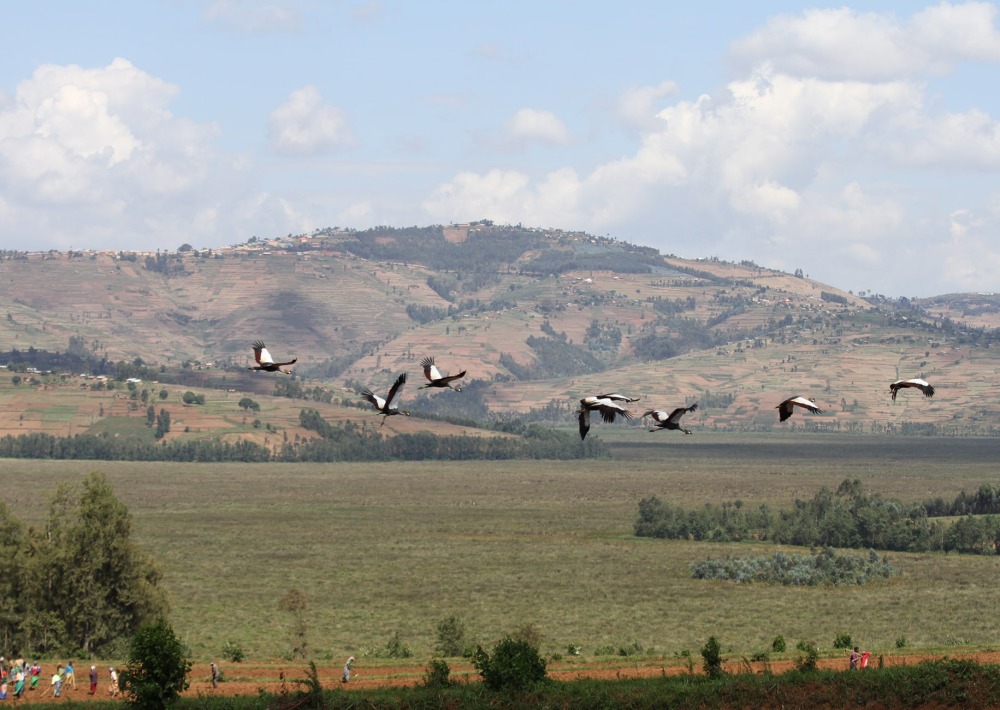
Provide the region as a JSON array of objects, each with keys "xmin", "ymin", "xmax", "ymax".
[
  {"xmin": 833, "ymin": 632, "xmax": 853, "ymax": 650},
  {"xmin": 472, "ymin": 636, "xmax": 548, "ymax": 693},
  {"xmin": 434, "ymin": 616, "xmax": 468, "ymax": 657},
  {"xmin": 794, "ymin": 641, "xmax": 819, "ymax": 672},
  {"xmin": 372, "ymin": 630, "xmax": 413, "ymax": 659},
  {"xmin": 896, "ymin": 636, "xmax": 907, "ymax": 649},
  {"xmin": 221, "ymin": 641, "xmax": 245, "ymax": 663},
  {"xmin": 701, "ymin": 636, "xmax": 725, "ymax": 679},
  {"xmin": 772, "ymin": 635, "xmax": 786, "ymax": 653},
  {"xmin": 422, "ymin": 659, "xmax": 452, "ymax": 688},
  {"xmin": 120, "ymin": 619, "xmax": 192, "ymax": 709}
]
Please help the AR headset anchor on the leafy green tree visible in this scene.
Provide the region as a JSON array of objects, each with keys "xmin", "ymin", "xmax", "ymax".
[
  {"xmin": 29, "ymin": 473, "xmax": 167, "ymax": 654},
  {"xmin": 120, "ymin": 618, "xmax": 191, "ymax": 708},
  {"xmin": 238, "ymin": 397, "xmax": 259, "ymax": 411},
  {"xmin": 701, "ymin": 636, "xmax": 725, "ymax": 678},
  {"xmin": 0, "ymin": 502, "xmax": 26, "ymax": 649},
  {"xmin": 155, "ymin": 409, "xmax": 171, "ymax": 439}
]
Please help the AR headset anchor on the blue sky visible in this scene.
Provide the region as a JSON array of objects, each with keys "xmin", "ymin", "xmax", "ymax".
[{"xmin": 2, "ymin": 1, "xmax": 999, "ymax": 297}]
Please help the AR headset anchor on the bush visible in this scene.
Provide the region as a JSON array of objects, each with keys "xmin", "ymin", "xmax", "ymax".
[
  {"xmin": 833, "ymin": 632, "xmax": 853, "ymax": 650},
  {"xmin": 701, "ymin": 636, "xmax": 725, "ymax": 679},
  {"xmin": 120, "ymin": 619, "xmax": 192, "ymax": 709},
  {"xmin": 472, "ymin": 636, "xmax": 548, "ymax": 693},
  {"xmin": 434, "ymin": 616, "xmax": 468, "ymax": 657},
  {"xmin": 422, "ymin": 659, "xmax": 452, "ymax": 688},
  {"xmin": 896, "ymin": 636, "xmax": 907, "ymax": 649},
  {"xmin": 221, "ymin": 641, "xmax": 245, "ymax": 663},
  {"xmin": 795, "ymin": 641, "xmax": 819, "ymax": 672},
  {"xmin": 772, "ymin": 635, "xmax": 786, "ymax": 653}
]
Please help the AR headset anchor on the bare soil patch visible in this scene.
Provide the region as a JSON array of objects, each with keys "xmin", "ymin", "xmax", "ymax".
[{"xmin": 16, "ymin": 653, "xmax": 1000, "ymax": 703}]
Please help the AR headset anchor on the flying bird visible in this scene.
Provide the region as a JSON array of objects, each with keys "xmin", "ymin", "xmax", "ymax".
[
  {"xmin": 580, "ymin": 393, "xmax": 641, "ymax": 407},
  {"xmin": 577, "ymin": 394, "xmax": 637, "ymax": 440},
  {"xmin": 420, "ymin": 356, "xmax": 466, "ymax": 391},
  {"xmin": 248, "ymin": 340, "xmax": 296, "ymax": 374},
  {"xmin": 776, "ymin": 396, "xmax": 823, "ymax": 422},
  {"xmin": 362, "ymin": 373, "xmax": 409, "ymax": 426},
  {"xmin": 889, "ymin": 378, "xmax": 935, "ymax": 401},
  {"xmin": 643, "ymin": 403, "xmax": 698, "ymax": 434}
]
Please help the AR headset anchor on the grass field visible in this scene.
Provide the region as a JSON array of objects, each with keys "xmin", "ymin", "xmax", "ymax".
[{"xmin": 1, "ymin": 433, "xmax": 998, "ymax": 663}]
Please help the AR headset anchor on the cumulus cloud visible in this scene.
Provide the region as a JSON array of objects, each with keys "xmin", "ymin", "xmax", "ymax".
[
  {"xmin": 0, "ymin": 59, "xmax": 300, "ymax": 251},
  {"xmin": 425, "ymin": 4, "xmax": 1000, "ymax": 295},
  {"xmin": 617, "ymin": 81, "xmax": 678, "ymax": 132},
  {"xmin": 267, "ymin": 86, "xmax": 355, "ymax": 156},
  {"xmin": 730, "ymin": 2, "xmax": 1000, "ymax": 80},
  {"xmin": 503, "ymin": 108, "xmax": 570, "ymax": 147}
]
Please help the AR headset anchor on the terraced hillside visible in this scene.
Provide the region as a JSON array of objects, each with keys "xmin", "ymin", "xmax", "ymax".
[{"xmin": 0, "ymin": 224, "xmax": 998, "ymax": 441}]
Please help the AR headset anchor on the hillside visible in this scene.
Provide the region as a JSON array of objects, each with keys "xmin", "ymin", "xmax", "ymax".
[{"xmin": 1, "ymin": 224, "xmax": 998, "ymax": 446}]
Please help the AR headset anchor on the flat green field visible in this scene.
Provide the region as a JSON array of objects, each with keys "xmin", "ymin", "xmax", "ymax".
[{"xmin": 1, "ymin": 433, "xmax": 998, "ymax": 662}]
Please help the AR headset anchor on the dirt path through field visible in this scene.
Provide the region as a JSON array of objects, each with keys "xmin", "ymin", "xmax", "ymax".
[{"xmin": 12, "ymin": 652, "xmax": 1000, "ymax": 703}]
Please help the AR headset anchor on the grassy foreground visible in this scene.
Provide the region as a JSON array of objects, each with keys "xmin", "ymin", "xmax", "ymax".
[{"xmin": 1, "ymin": 434, "xmax": 998, "ymax": 662}]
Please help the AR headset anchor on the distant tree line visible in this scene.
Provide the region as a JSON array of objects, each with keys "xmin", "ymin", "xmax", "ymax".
[
  {"xmin": 0, "ymin": 472, "xmax": 166, "ymax": 656},
  {"xmin": 634, "ymin": 479, "xmax": 1000, "ymax": 555},
  {"xmin": 295, "ymin": 408, "xmax": 606, "ymax": 461},
  {"xmin": 0, "ymin": 432, "xmax": 271, "ymax": 462}
]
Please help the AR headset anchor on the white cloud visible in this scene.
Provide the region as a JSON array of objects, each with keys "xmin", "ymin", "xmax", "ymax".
[
  {"xmin": 617, "ymin": 81, "xmax": 678, "ymax": 132},
  {"xmin": 426, "ymin": 7, "xmax": 1000, "ymax": 296},
  {"xmin": 731, "ymin": 2, "xmax": 1000, "ymax": 80},
  {"xmin": 503, "ymin": 108, "xmax": 570, "ymax": 147},
  {"xmin": 268, "ymin": 86, "xmax": 355, "ymax": 156},
  {"xmin": 0, "ymin": 59, "xmax": 297, "ymax": 251}
]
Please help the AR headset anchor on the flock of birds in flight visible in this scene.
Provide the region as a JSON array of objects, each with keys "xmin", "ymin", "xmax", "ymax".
[{"xmin": 248, "ymin": 341, "xmax": 936, "ymax": 439}]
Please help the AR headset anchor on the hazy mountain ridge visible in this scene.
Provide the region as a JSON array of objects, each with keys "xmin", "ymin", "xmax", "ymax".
[{"xmin": 1, "ymin": 224, "xmax": 998, "ymax": 437}]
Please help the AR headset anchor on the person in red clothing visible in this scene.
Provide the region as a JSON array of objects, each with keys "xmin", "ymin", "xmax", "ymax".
[{"xmin": 89, "ymin": 665, "xmax": 98, "ymax": 694}]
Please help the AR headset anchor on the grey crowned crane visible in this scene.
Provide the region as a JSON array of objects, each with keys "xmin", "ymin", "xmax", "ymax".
[
  {"xmin": 362, "ymin": 373, "xmax": 409, "ymax": 426},
  {"xmin": 248, "ymin": 340, "xmax": 297, "ymax": 374},
  {"xmin": 776, "ymin": 396, "xmax": 822, "ymax": 422},
  {"xmin": 577, "ymin": 394, "xmax": 637, "ymax": 440},
  {"xmin": 643, "ymin": 403, "xmax": 698, "ymax": 434},
  {"xmin": 890, "ymin": 378, "xmax": 935, "ymax": 401},
  {"xmin": 419, "ymin": 356, "xmax": 466, "ymax": 391}
]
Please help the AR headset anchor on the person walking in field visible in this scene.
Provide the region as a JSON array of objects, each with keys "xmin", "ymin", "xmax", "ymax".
[
  {"xmin": 28, "ymin": 661, "xmax": 40, "ymax": 691},
  {"xmin": 341, "ymin": 656, "xmax": 355, "ymax": 683},
  {"xmin": 89, "ymin": 665, "xmax": 98, "ymax": 695},
  {"xmin": 849, "ymin": 646, "xmax": 860, "ymax": 669},
  {"xmin": 108, "ymin": 667, "xmax": 120, "ymax": 697},
  {"xmin": 63, "ymin": 661, "xmax": 75, "ymax": 690},
  {"xmin": 211, "ymin": 663, "xmax": 219, "ymax": 689}
]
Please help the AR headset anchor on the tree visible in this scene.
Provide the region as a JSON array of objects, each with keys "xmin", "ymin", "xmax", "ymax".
[
  {"xmin": 31, "ymin": 473, "xmax": 167, "ymax": 654},
  {"xmin": 0, "ymin": 502, "xmax": 25, "ymax": 650},
  {"xmin": 278, "ymin": 588, "xmax": 308, "ymax": 658},
  {"xmin": 701, "ymin": 636, "xmax": 725, "ymax": 678},
  {"xmin": 155, "ymin": 409, "xmax": 171, "ymax": 439},
  {"xmin": 120, "ymin": 618, "xmax": 191, "ymax": 709}
]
